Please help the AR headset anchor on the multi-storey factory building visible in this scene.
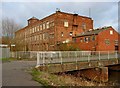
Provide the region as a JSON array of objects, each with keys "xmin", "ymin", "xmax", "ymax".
[{"xmin": 15, "ymin": 11, "xmax": 93, "ymax": 51}]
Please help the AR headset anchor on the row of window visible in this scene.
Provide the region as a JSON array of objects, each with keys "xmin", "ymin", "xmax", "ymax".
[
  {"xmin": 105, "ymin": 39, "xmax": 118, "ymax": 45},
  {"xmin": 73, "ymin": 36, "xmax": 96, "ymax": 43},
  {"xmin": 25, "ymin": 33, "xmax": 55, "ymax": 42},
  {"xmin": 64, "ymin": 21, "xmax": 87, "ymax": 30},
  {"xmin": 25, "ymin": 21, "xmax": 55, "ymax": 35},
  {"xmin": 61, "ymin": 32, "xmax": 73, "ymax": 37},
  {"xmin": 19, "ymin": 20, "xmax": 87, "ymax": 38},
  {"xmin": 73, "ymin": 36, "xmax": 118, "ymax": 45}
]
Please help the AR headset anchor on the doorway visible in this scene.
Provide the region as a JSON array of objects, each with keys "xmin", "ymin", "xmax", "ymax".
[{"xmin": 115, "ymin": 46, "xmax": 119, "ymax": 51}]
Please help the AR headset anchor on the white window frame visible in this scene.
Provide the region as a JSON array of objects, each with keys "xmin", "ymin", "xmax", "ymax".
[
  {"xmin": 46, "ymin": 22, "xmax": 49, "ymax": 29},
  {"xmin": 64, "ymin": 21, "xmax": 69, "ymax": 27},
  {"xmin": 40, "ymin": 25, "xmax": 42, "ymax": 30},
  {"xmin": 110, "ymin": 30, "xmax": 113, "ymax": 35},
  {"xmin": 69, "ymin": 32, "xmax": 73, "ymax": 36},
  {"xmin": 61, "ymin": 32, "xmax": 64, "ymax": 37},
  {"xmin": 37, "ymin": 26, "xmax": 39, "ymax": 31},
  {"xmin": 43, "ymin": 23, "xmax": 46, "ymax": 30},
  {"xmin": 34, "ymin": 27, "xmax": 36, "ymax": 32},
  {"xmin": 33, "ymin": 27, "xmax": 34, "ymax": 33}
]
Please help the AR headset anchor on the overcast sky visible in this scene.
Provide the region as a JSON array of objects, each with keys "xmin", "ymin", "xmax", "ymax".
[{"xmin": 1, "ymin": 0, "xmax": 119, "ymax": 32}]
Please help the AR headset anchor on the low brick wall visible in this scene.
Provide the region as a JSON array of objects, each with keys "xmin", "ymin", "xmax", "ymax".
[{"xmin": 78, "ymin": 67, "xmax": 108, "ymax": 82}]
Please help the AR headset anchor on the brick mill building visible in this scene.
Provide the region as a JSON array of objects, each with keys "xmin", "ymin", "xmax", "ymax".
[
  {"xmin": 72, "ymin": 26, "xmax": 120, "ymax": 51},
  {"xmin": 15, "ymin": 11, "xmax": 119, "ymax": 51},
  {"xmin": 15, "ymin": 11, "xmax": 93, "ymax": 51}
]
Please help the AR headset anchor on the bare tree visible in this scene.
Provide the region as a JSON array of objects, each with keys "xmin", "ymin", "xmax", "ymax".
[
  {"xmin": 1, "ymin": 17, "xmax": 22, "ymax": 51},
  {"xmin": 2, "ymin": 17, "xmax": 22, "ymax": 38}
]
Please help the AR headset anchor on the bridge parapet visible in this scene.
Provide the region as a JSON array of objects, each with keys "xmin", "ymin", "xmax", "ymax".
[{"xmin": 36, "ymin": 51, "xmax": 119, "ymax": 68}]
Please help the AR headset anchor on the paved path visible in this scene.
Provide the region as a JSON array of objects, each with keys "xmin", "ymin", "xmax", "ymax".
[{"xmin": 2, "ymin": 61, "xmax": 42, "ymax": 86}]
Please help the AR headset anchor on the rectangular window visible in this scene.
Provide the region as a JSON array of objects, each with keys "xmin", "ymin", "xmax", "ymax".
[
  {"xmin": 69, "ymin": 32, "xmax": 73, "ymax": 36},
  {"xmin": 30, "ymin": 29, "xmax": 31, "ymax": 34},
  {"xmin": 50, "ymin": 21, "xmax": 54, "ymax": 27},
  {"xmin": 105, "ymin": 39, "xmax": 110, "ymax": 45},
  {"xmin": 64, "ymin": 21, "xmax": 69, "ymax": 27},
  {"xmin": 88, "ymin": 37, "xmax": 90, "ymax": 41},
  {"xmin": 40, "ymin": 25, "xmax": 42, "ymax": 30},
  {"xmin": 43, "ymin": 34, "xmax": 45, "ymax": 40},
  {"xmin": 39, "ymin": 34, "xmax": 42, "ymax": 40},
  {"xmin": 73, "ymin": 38, "xmax": 76, "ymax": 43},
  {"xmin": 84, "ymin": 37, "xmax": 87, "ymax": 42},
  {"xmin": 80, "ymin": 38, "xmax": 83, "ymax": 42},
  {"xmin": 37, "ymin": 35, "xmax": 39, "ymax": 40},
  {"xmin": 33, "ymin": 28, "xmax": 34, "ymax": 33},
  {"xmin": 43, "ymin": 23, "xmax": 46, "ymax": 30},
  {"xmin": 35, "ymin": 36, "xmax": 37, "ymax": 41},
  {"xmin": 82, "ymin": 23, "xmax": 86, "ymax": 30},
  {"xmin": 46, "ymin": 22, "xmax": 49, "ymax": 29},
  {"xmin": 50, "ymin": 34, "xmax": 54, "ymax": 38},
  {"xmin": 34, "ymin": 27, "xmax": 36, "ymax": 32},
  {"xmin": 61, "ymin": 32, "xmax": 64, "ymax": 37},
  {"xmin": 37, "ymin": 26, "xmax": 39, "ymax": 31},
  {"xmin": 110, "ymin": 30, "xmax": 113, "ymax": 35},
  {"xmin": 92, "ymin": 36, "xmax": 96, "ymax": 41},
  {"xmin": 84, "ymin": 37, "xmax": 89, "ymax": 43},
  {"xmin": 45, "ymin": 33, "xmax": 49, "ymax": 40},
  {"xmin": 114, "ymin": 40, "xmax": 118, "ymax": 45},
  {"xmin": 52, "ymin": 22, "xmax": 54, "ymax": 27}
]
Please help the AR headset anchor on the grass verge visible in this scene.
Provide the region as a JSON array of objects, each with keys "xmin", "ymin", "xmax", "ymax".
[
  {"xmin": 30, "ymin": 68, "xmax": 115, "ymax": 87},
  {"xmin": 30, "ymin": 68, "xmax": 66, "ymax": 87},
  {"xmin": 29, "ymin": 68, "xmax": 118, "ymax": 88},
  {"xmin": 0, "ymin": 58, "xmax": 18, "ymax": 62}
]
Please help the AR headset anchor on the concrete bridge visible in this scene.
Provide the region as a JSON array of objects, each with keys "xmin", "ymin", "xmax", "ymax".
[{"xmin": 35, "ymin": 51, "xmax": 120, "ymax": 82}]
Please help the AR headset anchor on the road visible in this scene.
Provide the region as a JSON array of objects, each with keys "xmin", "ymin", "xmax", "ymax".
[{"xmin": 2, "ymin": 61, "xmax": 42, "ymax": 87}]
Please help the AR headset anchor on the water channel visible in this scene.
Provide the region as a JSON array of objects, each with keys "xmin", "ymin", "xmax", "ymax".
[{"xmin": 109, "ymin": 69, "xmax": 120, "ymax": 86}]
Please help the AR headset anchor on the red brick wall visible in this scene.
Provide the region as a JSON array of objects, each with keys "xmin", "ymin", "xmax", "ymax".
[
  {"xmin": 73, "ymin": 35, "xmax": 98, "ymax": 51},
  {"xmin": 97, "ymin": 27, "xmax": 119, "ymax": 51},
  {"xmin": 74, "ymin": 27, "xmax": 119, "ymax": 51},
  {"xmin": 55, "ymin": 11, "xmax": 93, "ymax": 50},
  {"xmin": 15, "ymin": 11, "xmax": 93, "ymax": 51}
]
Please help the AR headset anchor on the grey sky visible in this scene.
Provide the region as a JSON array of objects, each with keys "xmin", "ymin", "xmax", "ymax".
[{"xmin": 1, "ymin": 1, "xmax": 119, "ymax": 31}]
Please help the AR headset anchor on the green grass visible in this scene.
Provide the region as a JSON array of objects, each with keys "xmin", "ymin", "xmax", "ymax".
[
  {"xmin": 29, "ymin": 67, "xmax": 118, "ymax": 87},
  {"xmin": 30, "ymin": 68, "xmax": 70, "ymax": 87},
  {"xmin": 30, "ymin": 68, "xmax": 105, "ymax": 87},
  {"xmin": 0, "ymin": 58, "xmax": 10, "ymax": 62},
  {"xmin": 0, "ymin": 58, "xmax": 17, "ymax": 62}
]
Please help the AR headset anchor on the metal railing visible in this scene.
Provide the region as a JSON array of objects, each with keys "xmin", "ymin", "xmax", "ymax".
[
  {"xmin": 10, "ymin": 51, "xmax": 38, "ymax": 59},
  {"xmin": 36, "ymin": 51, "xmax": 119, "ymax": 67}
]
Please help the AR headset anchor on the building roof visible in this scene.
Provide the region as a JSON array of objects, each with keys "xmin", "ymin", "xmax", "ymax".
[
  {"xmin": 55, "ymin": 11, "xmax": 92, "ymax": 20},
  {"xmin": 27, "ymin": 16, "xmax": 39, "ymax": 21},
  {"xmin": 74, "ymin": 26, "xmax": 112, "ymax": 37},
  {"xmin": 16, "ymin": 11, "xmax": 93, "ymax": 33}
]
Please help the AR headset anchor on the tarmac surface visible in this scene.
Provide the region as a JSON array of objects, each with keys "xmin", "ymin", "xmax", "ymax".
[{"xmin": 2, "ymin": 61, "xmax": 42, "ymax": 87}]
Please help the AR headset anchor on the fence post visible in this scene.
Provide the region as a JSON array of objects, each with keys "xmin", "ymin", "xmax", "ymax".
[
  {"xmin": 50, "ymin": 52, "xmax": 52, "ymax": 64},
  {"xmin": 99, "ymin": 51, "xmax": 100, "ymax": 60},
  {"xmin": 60, "ymin": 51, "xmax": 62, "ymax": 64},
  {"xmin": 68, "ymin": 51, "xmax": 69, "ymax": 58},
  {"xmin": 75, "ymin": 51, "xmax": 77, "ymax": 63},
  {"xmin": 43, "ymin": 52, "xmax": 45, "ymax": 66},
  {"xmin": 108, "ymin": 51, "xmax": 109, "ymax": 60},
  {"xmin": 88, "ymin": 52, "xmax": 90, "ymax": 62},
  {"xmin": 115, "ymin": 51, "xmax": 118, "ymax": 59},
  {"xmin": 36, "ymin": 52, "xmax": 40, "ymax": 68}
]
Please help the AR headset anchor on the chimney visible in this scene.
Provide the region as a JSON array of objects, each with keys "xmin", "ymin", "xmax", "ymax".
[{"xmin": 27, "ymin": 17, "xmax": 39, "ymax": 26}]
